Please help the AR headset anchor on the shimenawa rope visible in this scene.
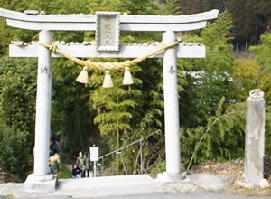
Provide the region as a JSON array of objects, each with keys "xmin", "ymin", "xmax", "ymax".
[
  {"xmin": 39, "ymin": 40, "xmax": 181, "ymax": 71},
  {"xmin": 39, "ymin": 40, "xmax": 181, "ymax": 86}
]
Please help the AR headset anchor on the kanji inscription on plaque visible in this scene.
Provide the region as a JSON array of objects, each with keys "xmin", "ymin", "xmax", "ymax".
[{"xmin": 96, "ymin": 12, "xmax": 120, "ymax": 52}]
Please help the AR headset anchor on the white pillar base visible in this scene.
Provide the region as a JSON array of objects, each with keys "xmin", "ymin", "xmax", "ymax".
[
  {"xmin": 23, "ymin": 174, "xmax": 58, "ymax": 193},
  {"xmin": 156, "ymin": 172, "xmax": 186, "ymax": 183}
]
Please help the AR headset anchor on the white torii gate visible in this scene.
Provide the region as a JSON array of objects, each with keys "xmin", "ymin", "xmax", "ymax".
[{"xmin": 0, "ymin": 7, "xmax": 218, "ymax": 192}]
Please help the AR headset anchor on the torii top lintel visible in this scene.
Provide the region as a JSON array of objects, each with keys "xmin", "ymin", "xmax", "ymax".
[{"xmin": 0, "ymin": 7, "xmax": 219, "ymax": 31}]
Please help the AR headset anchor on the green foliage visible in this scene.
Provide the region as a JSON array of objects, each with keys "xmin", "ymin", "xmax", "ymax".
[
  {"xmin": 161, "ymin": 0, "xmax": 182, "ymax": 15},
  {"xmin": 250, "ymin": 33, "xmax": 271, "ymax": 101},
  {"xmin": 0, "ymin": 123, "xmax": 32, "ymax": 181},
  {"xmin": 201, "ymin": 11, "xmax": 233, "ymax": 72},
  {"xmin": 251, "ymin": 33, "xmax": 271, "ymax": 67},
  {"xmin": 58, "ymin": 164, "xmax": 72, "ymax": 179},
  {"xmin": 90, "ymin": 67, "xmax": 143, "ymax": 151},
  {"xmin": 150, "ymin": 161, "xmax": 165, "ymax": 177},
  {"xmin": 0, "ymin": 57, "xmax": 37, "ymax": 181},
  {"xmin": 182, "ymin": 98, "xmax": 246, "ymax": 167},
  {"xmin": 51, "ymin": 58, "xmax": 96, "ymax": 158},
  {"xmin": 266, "ymin": 105, "xmax": 271, "ymax": 154},
  {"xmin": 87, "ymin": 0, "xmax": 160, "ymax": 15},
  {"xmin": 180, "ymin": 11, "xmax": 234, "ymax": 127},
  {"xmin": 231, "ymin": 58, "xmax": 263, "ymax": 100},
  {"xmin": 180, "ymin": 0, "xmax": 271, "ymax": 46},
  {"xmin": 249, "ymin": 33, "xmax": 271, "ymax": 155},
  {"xmin": 0, "ymin": 58, "xmax": 36, "ymax": 133},
  {"xmin": 178, "ymin": 12, "xmax": 247, "ymax": 169},
  {"xmin": 0, "ymin": 19, "xmax": 12, "ymax": 55}
]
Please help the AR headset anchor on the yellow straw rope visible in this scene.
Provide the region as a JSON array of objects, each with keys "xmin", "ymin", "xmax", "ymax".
[{"xmin": 40, "ymin": 40, "xmax": 181, "ymax": 71}]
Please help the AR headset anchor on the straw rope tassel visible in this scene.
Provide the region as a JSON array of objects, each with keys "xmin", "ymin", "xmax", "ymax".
[
  {"xmin": 76, "ymin": 66, "xmax": 89, "ymax": 84},
  {"xmin": 123, "ymin": 67, "xmax": 134, "ymax": 85},
  {"xmin": 102, "ymin": 71, "xmax": 113, "ymax": 88}
]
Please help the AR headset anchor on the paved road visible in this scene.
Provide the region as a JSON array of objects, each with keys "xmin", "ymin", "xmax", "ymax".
[
  {"xmin": 2, "ymin": 192, "xmax": 271, "ymax": 199},
  {"xmin": 91, "ymin": 193, "xmax": 271, "ymax": 199},
  {"xmin": 1, "ymin": 176, "xmax": 270, "ymax": 199}
]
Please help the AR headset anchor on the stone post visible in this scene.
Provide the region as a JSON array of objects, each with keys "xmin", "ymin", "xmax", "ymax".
[
  {"xmin": 245, "ymin": 89, "xmax": 266, "ymax": 186},
  {"xmin": 157, "ymin": 31, "xmax": 182, "ymax": 182},
  {"xmin": 24, "ymin": 30, "xmax": 57, "ymax": 192}
]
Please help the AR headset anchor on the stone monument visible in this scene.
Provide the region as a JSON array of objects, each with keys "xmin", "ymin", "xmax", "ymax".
[{"xmin": 245, "ymin": 89, "xmax": 268, "ymax": 187}]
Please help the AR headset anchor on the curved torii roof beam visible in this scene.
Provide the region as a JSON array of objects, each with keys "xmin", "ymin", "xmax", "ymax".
[{"xmin": 0, "ymin": 7, "xmax": 219, "ymax": 31}]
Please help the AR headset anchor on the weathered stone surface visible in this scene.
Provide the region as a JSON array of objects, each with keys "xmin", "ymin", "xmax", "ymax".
[
  {"xmin": 245, "ymin": 89, "xmax": 266, "ymax": 186},
  {"xmin": 188, "ymin": 174, "xmax": 233, "ymax": 191}
]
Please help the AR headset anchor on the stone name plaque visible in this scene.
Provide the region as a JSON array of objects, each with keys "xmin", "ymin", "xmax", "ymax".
[{"xmin": 96, "ymin": 12, "xmax": 120, "ymax": 52}]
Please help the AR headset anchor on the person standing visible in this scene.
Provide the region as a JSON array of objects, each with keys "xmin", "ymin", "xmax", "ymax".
[
  {"xmin": 76, "ymin": 151, "xmax": 86, "ymax": 177},
  {"xmin": 85, "ymin": 152, "xmax": 90, "ymax": 177}
]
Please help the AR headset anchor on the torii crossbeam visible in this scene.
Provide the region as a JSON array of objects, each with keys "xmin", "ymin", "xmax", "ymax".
[{"xmin": 0, "ymin": 7, "xmax": 219, "ymax": 192}]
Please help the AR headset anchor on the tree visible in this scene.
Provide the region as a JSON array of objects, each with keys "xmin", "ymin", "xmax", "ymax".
[
  {"xmin": 0, "ymin": 57, "xmax": 37, "ymax": 180},
  {"xmin": 231, "ymin": 58, "xmax": 263, "ymax": 100},
  {"xmin": 249, "ymin": 33, "xmax": 271, "ymax": 154},
  {"xmin": 250, "ymin": 33, "xmax": 271, "ymax": 101},
  {"xmin": 178, "ymin": 12, "xmax": 243, "ymax": 167},
  {"xmin": 160, "ymin": 0, "xmax": 182, "ymax": 15},
  {"xmin": 180, "ymin": 11, "xmax": 234, "ymax": 127},
  {"xmin": 0, "ymin": 123, "xmax": 33, "ymax": 181},
  {"xmin": 179, "ymin": 0, "xmax": 270, "ymax": 47},
  {"xmin": 182, "ymin": 98, "xmax": 246, "ymax": 167}
]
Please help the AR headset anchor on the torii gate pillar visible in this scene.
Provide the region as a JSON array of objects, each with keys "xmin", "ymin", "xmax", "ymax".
[
  {"xmin": 156, "ymin": 31, "xmax": 182, "ymax": 182},
  {"xmin": 24, "ymin": 30, "xmax": 57, "ymax": 192}
]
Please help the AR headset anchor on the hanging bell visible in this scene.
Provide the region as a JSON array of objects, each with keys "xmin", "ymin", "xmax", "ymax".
[
  {"xmin": 102, "ymin": 71, "xmax": 113, "ymax": 88},
  {"xmin": 76, "ymin": 66, "xmax": 89, "ymax": 84},
  {"xmin": 122, "ymin": 67, "xmax": 134, "ymax": 85}
]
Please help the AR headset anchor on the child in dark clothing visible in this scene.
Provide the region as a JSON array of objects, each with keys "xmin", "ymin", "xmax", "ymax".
[{"xmin": 72, "ymin": 165, "xmax": 81, "ymax": 178}]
